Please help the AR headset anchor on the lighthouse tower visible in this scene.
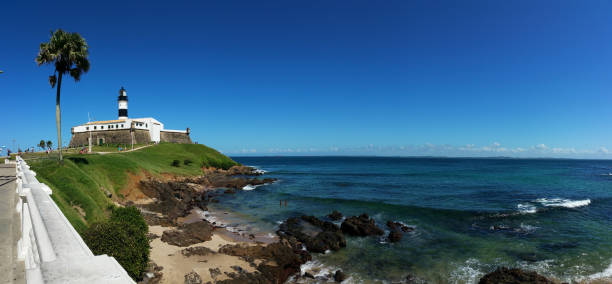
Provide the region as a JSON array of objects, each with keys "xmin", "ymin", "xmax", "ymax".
[{"xmin": 118, "ymin": 87, "xmax": 128, "ymax": 120}]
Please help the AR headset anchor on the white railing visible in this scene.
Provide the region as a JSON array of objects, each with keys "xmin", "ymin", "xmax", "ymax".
[{"xmin": 13, "ymin": 157, "xmax": 135, "ymax": 284}]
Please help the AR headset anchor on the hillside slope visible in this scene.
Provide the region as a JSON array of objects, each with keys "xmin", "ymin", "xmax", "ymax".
[{"xmin": 28, "ymin": 143, "xmax": 237, "ymax": 232}]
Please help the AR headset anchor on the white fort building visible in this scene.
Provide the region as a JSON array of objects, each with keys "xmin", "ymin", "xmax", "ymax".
[{"xmin": 69, "ymin": 87, "xmax": 191, "ymax": 147}]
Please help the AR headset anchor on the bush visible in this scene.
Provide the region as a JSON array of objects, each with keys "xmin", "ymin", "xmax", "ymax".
[
  {"xmin": 110, "ymin": 206, "xmax": 148, "ymax": 234},
  {"xmin": 83, "ymin": 207, "xmax": 150, "ymax": 280},
  {"xmin": 183, "ymin": 159, "xmax": 193, "ymax": 166},
  {"xmin": 171, "ymin": 159, "xmax": 180, "ymax": 167}
]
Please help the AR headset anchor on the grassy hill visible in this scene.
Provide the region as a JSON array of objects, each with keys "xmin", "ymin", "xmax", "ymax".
[{"xmin": 28, "ymin": 143, "xmax": 237, "ymax": 232}]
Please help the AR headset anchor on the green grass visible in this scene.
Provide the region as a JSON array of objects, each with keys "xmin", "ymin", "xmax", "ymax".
[{"xmin": 28, "ymin": 143, "xmax": 238, "ymax": 232}]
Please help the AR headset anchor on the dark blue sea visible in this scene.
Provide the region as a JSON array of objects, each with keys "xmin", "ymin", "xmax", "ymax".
[{"xmin": 210, "ymin": 157, "xmax": 612, "ymax": 283}]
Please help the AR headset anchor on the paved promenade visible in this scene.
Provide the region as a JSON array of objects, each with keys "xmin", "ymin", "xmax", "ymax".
[{"xmin": 0, "ymin": 163, "xmax": 25, "ymax": 284}]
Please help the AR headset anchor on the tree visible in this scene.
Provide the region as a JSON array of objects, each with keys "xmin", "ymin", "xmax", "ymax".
[
  {"xmin": 36, "ymin": 29, "xmax": 90, "ymax": 161},
  {"xmin": 46, "ymin": 140, "xmax": 53, "ymax": 150},
  {"xmin": 39, "ymin": 140, "xmax": 46, "ymax": 151}
]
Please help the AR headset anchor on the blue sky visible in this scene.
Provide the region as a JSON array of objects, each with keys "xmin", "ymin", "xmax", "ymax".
[{"xmin": 1, "ymin": 0, "xmax": 612, "ymax": 158}]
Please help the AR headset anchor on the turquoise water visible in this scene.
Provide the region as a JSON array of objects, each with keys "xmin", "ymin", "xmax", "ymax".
[{"xmin": 212, "ymin": 157, "xmax": 612, "ymax": 283}]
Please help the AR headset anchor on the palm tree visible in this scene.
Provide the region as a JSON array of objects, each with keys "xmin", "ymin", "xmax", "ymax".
[
  {"xmin": 36, "ymin": 29, "xmax": 90, "ymax": 161},
  {"xmin": 39, "ymin": 140, "xmax": 46, "ymax": 151},
  {"xmin": 46, "ymin": 140, "xmax": 53, "ymax": 151}
]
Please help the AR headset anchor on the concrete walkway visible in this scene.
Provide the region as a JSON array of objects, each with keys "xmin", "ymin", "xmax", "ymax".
[{"xmin": 0, "ymin": 164, "xmax": 25, "ymax": 284}]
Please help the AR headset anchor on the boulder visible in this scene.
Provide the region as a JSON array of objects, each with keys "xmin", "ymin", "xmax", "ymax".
[
  {"xmin": 386, "ymin": 221, "xmax": 414, "ymax": 243},
  {"xmin": 181, "ymin": 246, "xmax": 216, "ymax": 257},
  {"xmin": 277, "ymin": 215, "xmax": 346, "ymax": 254},
  {"xmin": 184, "ymin": 271, "xmax": 202, "ymax": 284},
  {"xmin": 334, "ymin": 270, "xmax": 347, "ymax": 282},
  {"xmin": 161, "ymin": 220, "xmax": 214, "ymax": 246},
  {"xmin": 478, "ymin": 267, "xmax": 555, "ymax": 284},
  {"xmin": 341, "ymin": 214, "xmax": 384, "ymax": 236},
  {"xmin": 328, "ymin": 210, "xmax": 343, "ymax": 221},
  {"xmin": 305, "ymin": 230, "xmax": 346, "ymax": 253}
]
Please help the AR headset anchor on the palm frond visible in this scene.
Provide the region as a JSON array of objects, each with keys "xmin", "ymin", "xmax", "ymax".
[
  {"xmin": 49, "ymin": 74, "xmax": 57, "ymax": 88},
  {"xmin": 36, "ymin": 29, "xmax": 90, "ymax": 80}
]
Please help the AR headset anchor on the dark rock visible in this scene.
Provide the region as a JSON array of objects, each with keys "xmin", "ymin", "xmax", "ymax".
[
  {"xmin": 304, "ymin": 272, "xmax": 315, "ymax": 278},
  {"xmin": 139, "ymin": 179, "xmax": 209, "ymax": 223},
  {"xmin": 277, "ymin": 215, "xmax": 346, "ymax": 254},
  {"xmin": 224, "ymin": 189, "xmax": 236, "ymax": 194},
  {"xmin": 161, "ymin": 221, "xmax": 214, "ymax": 246},
  {"xmin": 219, "ymin": 239, "xmax": 311, "ymax": 284},
  {"xmin": 227, "ymin": 165, "xmax": 262, "ymax": 176},
  {"xmin": 181, "ymin": 246, "xmax": 216, "ymax": 257},
  {"xmin": 328, "ymin": 210, "xmax": 343, "ymax": 221},
  {"xmin": 341, "ymin": 214, "xmax": 384, "ymax": 236},
  {"xmin": 209, "ymin": 268, "xmax": 221, "ymax": 279},
  {"xmin": 334, "ymin": 270, "xmax": 347, "ymax": 282},
  {"xmin": 386, "ymin": 221, "xmax": 414, "ymax": 243},
  {"xmin": 184, "ymin": 271, "xmax": 202, "ymax": 284},
  {"xmin": 305, "ymin": 230, "xmax": 346, "ymax": 253},
  {"xmin": 478, "ymin": 267, "xmax": 555, "ymax": 284},
  {"xmin": 387, "ymin": 230, "xmax": 403, "ymax": 243}
]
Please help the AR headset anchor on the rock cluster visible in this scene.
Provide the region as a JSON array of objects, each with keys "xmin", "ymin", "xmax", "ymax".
[
  {"xmin": 278, "ymin": 215, "xmax": 346, "ymax": 253},
  {"xmin": 478, "ymin": 267, "xmax": 556, "ymax": 284},
  {"xmin": 216, "ymin": 239, "xmax": 311, "ymax": 284},
  {"xmin": 184, "ymin": 271, "xmax": 202, "ymax": 284},
  {"xmin": 160, "ymin": 221, "xmax": 213, "ymax": 247},
  {"xmin": 340, "ymin": 214, "xmax": 384, "ymax": 236},
  {"xmin": 328, "ymin": 210, "xmax": 343, "ymax": 221},
  {"xmin": 386, "ymin": 221, "xmax": 414, "ymax": 243}
]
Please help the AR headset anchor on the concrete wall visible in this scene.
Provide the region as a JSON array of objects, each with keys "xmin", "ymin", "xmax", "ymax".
[
  {"xmin": 160, "ymin": 131, "xmax": 192, "ymax": 144},
  {"xmin": 69, "ymin": 129, "xmax": 151, "ymax": 147},
  {"xmin": 14, "ymin": 157, "xmax": 134, "ymax": 283}
]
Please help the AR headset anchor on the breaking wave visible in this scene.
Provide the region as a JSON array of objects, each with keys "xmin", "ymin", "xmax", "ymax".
[{"xmin": 535, "ymin": 198, "xmax": 591, "ymax": 208}]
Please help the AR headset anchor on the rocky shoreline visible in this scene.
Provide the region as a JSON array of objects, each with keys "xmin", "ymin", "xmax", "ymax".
[{"xmin": 126, "ymin": 165, "xmax": 576, "ymax": 284}]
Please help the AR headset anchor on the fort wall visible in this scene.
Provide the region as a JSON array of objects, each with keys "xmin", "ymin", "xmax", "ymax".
[
  {"xmin": 160, "ymin": 131, "xmax": 192, "ymax": 144},
  {"xmin": 69, "ymin": 129, "xmax": 151, "ymax": 147}
]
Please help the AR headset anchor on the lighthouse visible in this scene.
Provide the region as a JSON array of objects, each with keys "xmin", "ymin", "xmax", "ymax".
[{"xmin": 118, "ymin": 87, "xmax": 128, "ymax": 120}]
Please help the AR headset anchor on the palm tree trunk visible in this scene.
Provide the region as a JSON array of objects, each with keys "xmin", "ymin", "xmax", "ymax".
[{"xmin": 56, "ymin": 73, "xmax": 63, "ymax": 161}]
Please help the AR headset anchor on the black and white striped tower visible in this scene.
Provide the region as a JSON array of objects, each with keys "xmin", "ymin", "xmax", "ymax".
[{"xmin": 118, "ymin": 87, "xmax": 128, "ymax": 120}]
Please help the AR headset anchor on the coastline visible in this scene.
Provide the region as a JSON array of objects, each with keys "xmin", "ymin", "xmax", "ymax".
[{"xmin": 126, "ymin": 164, "xmax": 612, "ymax": 284}]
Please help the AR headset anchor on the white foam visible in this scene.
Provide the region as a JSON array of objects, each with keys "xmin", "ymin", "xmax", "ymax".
[
  {"xmin": 517, "ymin": 203, "xmax": 537, "ymax": 214},
  {"xmin": 590, "ymin": 260, "xmax": 612, "ymax": 279},
  {"xmin": 535, "ymin": 198, "xmax": 591, "ymax": 208},
  {"xmin": 242, "ymin": 184, "xmax": 256, "ymax": 191},
  {"xmin": 519, "ymin": 223, "xmax": 539, "ymax": 232},
  {"xmin": 449, "ymin": 258, "xmax": 484, "ymax": 284}
]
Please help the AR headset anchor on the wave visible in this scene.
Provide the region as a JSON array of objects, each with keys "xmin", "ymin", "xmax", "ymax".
[
  {"xmin": 535, "ymin": 198, "xmax": 591, "ymax": 208},
  {"xmin": 517, "ymin": 203, "xmax": 537, "ymax": 214},
  {"xmin": 242, "ymin": 183, "xmax": 270, "ymax": 191},
  {"xmin": 590, "ymin": 260, "xmax": 612, "ymax": 280}
]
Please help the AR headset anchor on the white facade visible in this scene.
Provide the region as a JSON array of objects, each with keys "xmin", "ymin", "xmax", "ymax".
[{"xmin": 72, "ymin": 117, "xmax": 186, "ymax": 143}]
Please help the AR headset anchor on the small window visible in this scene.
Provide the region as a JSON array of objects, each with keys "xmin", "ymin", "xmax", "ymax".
[
  {"xmin": 121, "ymin": 124, "xmax": 124, "ymax": 128},
  {"xmin": 94, "ymin": 126, "xmax": 97, "ymax": 130},
  {"xmin": 86, "ymin": 127, "xmax": 89, "ymax": 130},
  {"xmin": 116, "ymin": 124, "xmax": 118, "ymax": 128},
  {"xmin": 145, "ymin": 123, "xmax": 148, "ymax": 127},
  {"xmin": 101, "ymin": 126, "xmax": 104, "ymax": 129}
]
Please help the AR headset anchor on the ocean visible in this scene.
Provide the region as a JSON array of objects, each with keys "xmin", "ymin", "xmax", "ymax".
[{"xmin": 209, "ymin": 156, "xmax": 612, "ymax": 283}]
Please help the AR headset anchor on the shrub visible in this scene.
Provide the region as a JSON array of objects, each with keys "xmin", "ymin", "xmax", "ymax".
[
  {"xmin": 109, "ymin": 206, "xmax": 148, "ymax": 234},
  {"xmin": 171, "ymin": 159, "xmax": 180, "ymax": 167},
  {"xmin": 83, "ymin": 207, "xmax": 149, "ymax": 280},
  {"xmin": 183, "ymin": 159, "xmax": 193, "ymax": 166}
]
